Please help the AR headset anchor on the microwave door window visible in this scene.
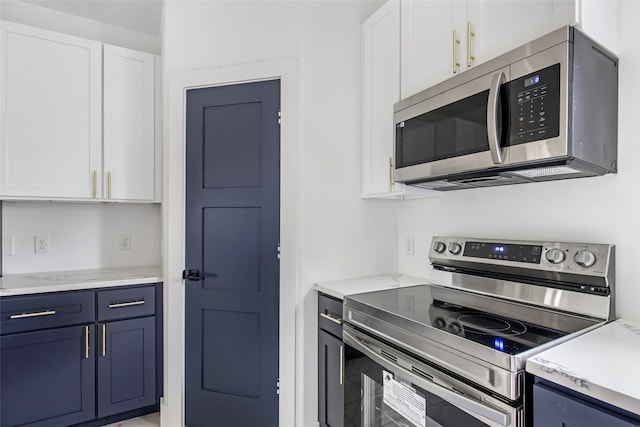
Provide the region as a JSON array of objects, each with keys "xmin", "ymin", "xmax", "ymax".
[{"xmin": 397, "ymin": 91, "xmax": 491, "ymax": 168}]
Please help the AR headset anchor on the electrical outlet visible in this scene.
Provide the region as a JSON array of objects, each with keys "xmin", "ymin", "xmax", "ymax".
[
  {"xmin": 403, "ymin": 235, "xmax": 415, "ymax": 255},
  {"xmin": 119, "ymin": 234, "xmax": 132, "ymax": 251},
  {"xmin": 2, "ymin": 236, "xmax": 15, "ymax": 256},
  {"xmin": 34, "ymin": 235, "xmax": 49, "ymax": 254}
]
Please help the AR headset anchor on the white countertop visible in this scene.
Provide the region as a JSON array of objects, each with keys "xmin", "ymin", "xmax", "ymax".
[
  {"xmin": 314, "ymin": 273, "xmax": 429, "ymax": 300},
  {"xmin": 526, "ymin": 318, "xmax": 640, "ymax": 416},
  {"xmin": 0, "ymin": 266, "xmax": 162, "ymax": 296}
]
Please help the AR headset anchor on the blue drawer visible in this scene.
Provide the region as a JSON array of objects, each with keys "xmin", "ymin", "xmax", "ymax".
[
  {"xmin": 0, "ymin": 291, "xmax": 95, "ymax": 335},
  {"xmin": 97, "ymin": 285, "xmax": 156, "ymax": 321}
]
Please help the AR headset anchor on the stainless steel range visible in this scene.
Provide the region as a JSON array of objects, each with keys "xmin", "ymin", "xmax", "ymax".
[{"xmin": 342, "ymin": 237, "xmax": 614, "ymax": 427}]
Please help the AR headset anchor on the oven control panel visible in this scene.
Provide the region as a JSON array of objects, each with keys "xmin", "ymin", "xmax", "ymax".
[{"xmin": 429, "ymin": 236, "xmax": 614, "ymax": 278}]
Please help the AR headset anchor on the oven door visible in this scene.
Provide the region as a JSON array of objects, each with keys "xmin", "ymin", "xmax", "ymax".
[{"xmin": 343, "ymin": 325, "xmax": 522, "ymax": 427}]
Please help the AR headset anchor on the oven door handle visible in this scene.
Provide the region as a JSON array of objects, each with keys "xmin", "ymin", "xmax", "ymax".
[
  {"xmin": 487, "ymin": 71, "xmax": 506, "ymax": 165},
  {"xmin": 343, "ymin": 328, "xmax": 512, "ymax": 427}
]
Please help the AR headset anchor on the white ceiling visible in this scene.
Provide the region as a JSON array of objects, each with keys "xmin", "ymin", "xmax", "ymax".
[{"xmin": 21, "ymin": 0, "xmax": 163, "ymax": 36}]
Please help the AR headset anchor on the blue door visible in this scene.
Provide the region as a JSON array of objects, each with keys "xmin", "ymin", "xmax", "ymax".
[{"xmin": 184, "ymin": 80, "xmax": 281, "ymax": 427}]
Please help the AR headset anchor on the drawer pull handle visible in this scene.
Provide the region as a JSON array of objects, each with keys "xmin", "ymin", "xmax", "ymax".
[
  {"xmin": 102, "ymin": 324, "xmax": 106, "ymax": 357},
  {"xmin": 85, "ymin": 326, "xmax": 90, "ymax": 359},
  {"xmin": 108, "ymin": 300, "xmax": 145, "ymax": 309},
  {"xmin": 339, "ymin": 345, "xmax": 344, "ymax": 385},
  {"xmin": 10, "ymin": 310, "xmax": 56, "ymax": 319},
  {"xmin": 320, "ymin": 312, "xmax": 342, "ymax": 325}
]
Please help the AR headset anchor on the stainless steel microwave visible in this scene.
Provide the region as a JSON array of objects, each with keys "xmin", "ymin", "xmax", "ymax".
[{"xmin": 393, "ymin": 26, "xmax": 618, "ymax": 191}]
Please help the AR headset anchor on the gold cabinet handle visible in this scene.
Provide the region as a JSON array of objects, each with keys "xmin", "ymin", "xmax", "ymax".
[
  {"xmin": 102, "ymin": 324, "xmax": 106, "ymax": 357},
  {"xmin": 85, "ymin": 326, "xmax": 90, "ymax": 359},
  {"xmin": 467, "ymin": 21, "xmax": 475, "ymax": 67},
  {"xmin": 107, "ymin": 171, "xmax": 112, "ymax": 199},
  {"xmin": 92, "ymin": 170, "xmax": 97, "ymax": 198},
  {"xmin": 319, "ymin": 312, "xmax": 342, "ymax": 325},
  {"xmin": 108, "ymin": 300, "xmax": 145, "ymax": 309},
  {"xmin": 388, "ymin": 157, "xmax": 393, "ymax": 192},
  {"xmin": 10, "ymin": 310, "xmax": 56, "ymax": 319},
  {"xmin": 339, "ymin": 345, "xmax": 344, "ymax": 385},
  {"xmin": 453, "ymin": 30, "xmax": 460, "ymax": 73}
]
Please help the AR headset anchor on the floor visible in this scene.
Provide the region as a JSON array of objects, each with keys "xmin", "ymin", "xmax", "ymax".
[{"xmin": 103, "ymin": 412, "xmax": 160, "ymax": 427}]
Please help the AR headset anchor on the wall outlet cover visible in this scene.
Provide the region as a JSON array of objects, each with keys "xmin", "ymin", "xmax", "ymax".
[
  {"xmin": 2, "ymin": 236, "xmax": 15, "ymax": 256},
  {"xmin": 403, "ymin": 235, "xmax": 415, "ymax": 255},
  {"xmin": 119, "ymin": 234, "xmax": 132, "ymax": 251},
  {"xmin": 34, "ymin": 235, "xmax": 49, "ymax": 254}
]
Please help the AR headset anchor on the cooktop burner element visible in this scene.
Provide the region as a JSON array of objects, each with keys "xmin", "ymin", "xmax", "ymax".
[
  {"xmin": 343, "ymin": 236, "xmax": 615, "ymax": 401},
  {"xmin": 444, "ymin": 312, "xmax": 527, "ymax": 336}
]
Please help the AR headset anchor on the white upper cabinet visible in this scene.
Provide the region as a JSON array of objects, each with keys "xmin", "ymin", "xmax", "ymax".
[
  {"xmin": 362, "ymin": 1, "xmax": 438, "ymax": 199},
  {"xmin": 1, "ymin": 20, "xmax": 102, "ymax": 199},
  {"xmin": 400, "ymin": 0, "xmax": 617, "ymax": 99},
  {"xmin": 0, "ymin": 21, "xmax": 159, "ymax": 202},
  {"xmin": 400, "ymin": 1, "xmax": 460, "ymax": 100},
  {"xmin": 103, "ymin": 45, "xmax": 156, "ymax": 201}
]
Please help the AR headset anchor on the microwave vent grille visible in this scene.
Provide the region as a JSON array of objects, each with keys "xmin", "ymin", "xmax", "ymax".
[{"xmin": 511, "ymin": 166, "xmax": 582, "ymax": 179}]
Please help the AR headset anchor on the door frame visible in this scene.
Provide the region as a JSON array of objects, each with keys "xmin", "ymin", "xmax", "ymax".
[{"xmin": 163, "ymin": 58, "xmax": 298, "ymax": 427}]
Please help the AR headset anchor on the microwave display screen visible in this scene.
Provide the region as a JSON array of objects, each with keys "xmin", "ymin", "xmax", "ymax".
[
  {"xmin": 524, "ymin": 75, "xmax": 541, "ymax": 87},
  {"xmin": 508, "ymin": 63, "xmax": 561, "ymax": 147}
]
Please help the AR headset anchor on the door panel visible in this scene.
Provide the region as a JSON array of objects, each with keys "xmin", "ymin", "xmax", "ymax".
[
  {"xmin": 98, "ymin": 317, "xmax": 156, "ymax": 418},
  {"xmin": 202, "ymin": 207, "xmax": 261, "ymax": 292},
  {"xmin": 0, "ymin": 325, "xmax": 95, "ymax": 427},
  {"xmin": 185, "ymin": 80, "xmax": 280, "ymax": 427},
  {"xmin": 203, "ymin": 103, "xmax": 263, "ymax": 189}
]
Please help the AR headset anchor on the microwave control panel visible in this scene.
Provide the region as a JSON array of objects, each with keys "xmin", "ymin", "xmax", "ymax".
[{"xmin": 509, "ymin": 63, "xmax": 561, "ymax": 146}]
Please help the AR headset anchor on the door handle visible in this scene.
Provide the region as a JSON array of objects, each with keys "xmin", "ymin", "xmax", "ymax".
[
  {"xmin": 183, "ymin": 269, "xmax": 205, "ymax": 281},
  {"xmin": 487, "ymin": 71, "xmax": 506, "ymax": 164}
]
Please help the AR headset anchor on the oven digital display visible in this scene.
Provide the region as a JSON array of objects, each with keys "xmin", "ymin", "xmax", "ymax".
[{"xmin": 464, "ymin": 242, "xmax": 542, "ymax": 264}]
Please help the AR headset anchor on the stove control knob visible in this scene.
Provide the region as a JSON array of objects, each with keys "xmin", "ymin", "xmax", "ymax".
[
  {"xmin": 448, "ymin": 242, "xmax": 462, "ymax": 255},
  {"xmin": 545, "ymin": 248, "xmax": 566, "ymax": 264},
  {"xmin": 433, "ymin": 241, "xmax": 446, "ymax": 253},
  {"xmin": 574, "ymin": 250, "xmax": 597, "ymax": 268}
]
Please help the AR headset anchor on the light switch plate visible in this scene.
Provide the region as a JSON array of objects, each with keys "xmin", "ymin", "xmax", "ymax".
[{"xmin": 2, "ymin": 236, "xmax": 15, "ymax": 256}]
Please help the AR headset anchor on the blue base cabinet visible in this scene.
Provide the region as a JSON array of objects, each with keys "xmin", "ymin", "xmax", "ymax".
[
  {"xmin": 0, "ymin": 325, "xmax": 95, "ymax": 427},
  {"xmin": 0, "ymin": 284, "xmax": 162, "ymax": 427},
  {"xmin": 533, "ymin": 381, "xmax": 640, "ymax": 427},
  {"xmin": 98, "ymin": 317, "xmax": 156, "ymax": 418}
]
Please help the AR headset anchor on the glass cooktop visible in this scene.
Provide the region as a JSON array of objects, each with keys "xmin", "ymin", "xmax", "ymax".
[{"xmin": 344, "ymin": 284, "xmax": 599, "ymax": 357}]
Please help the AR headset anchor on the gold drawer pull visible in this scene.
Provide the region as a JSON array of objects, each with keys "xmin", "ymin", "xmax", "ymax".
[
  {"xmin": 10, "ymin": 310, "xmax": 56, "ymax": 319},
  {"xmin": 108, "ymin": 300, "xmax": 145, "ymax": 309},
  {"xmin": 320, "ymin": 312, "xmax": 342, "ymax": 325},
  {"xmin": 85, "ymin": 326, "xmax": 90, "ymax": 359},
  {"xmin": 102, "ymin": 324, "xmax": 106, "ymax": 357}
]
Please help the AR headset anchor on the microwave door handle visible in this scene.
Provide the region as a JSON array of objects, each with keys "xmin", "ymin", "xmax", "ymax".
[{"xmin": 487, "ymin": 71, "xmax": 506, "ymax": 164}]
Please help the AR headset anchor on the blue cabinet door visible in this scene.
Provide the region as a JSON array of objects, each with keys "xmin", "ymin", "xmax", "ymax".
[
  {"xmin": 0, "ymin": 325, "xmax": 95, "ymax": 427},
  {"xmin": 318, "ymin": 329, "xmax": 344, "ymax": 427},
  {"xmin": 97, "ymin": 316, "xmax": 156, "ymax": 418},
  {"xmin": 534, "ymin": 383, "xmax": 640, "ymax": 427}
]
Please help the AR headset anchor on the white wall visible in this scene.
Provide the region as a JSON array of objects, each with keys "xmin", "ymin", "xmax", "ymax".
[
  {"xmin": 163, "ymin": 1, "xmax": 396, "ymax": 426},
  {"xmin": 2, "ymin": 202, "xmax": 162, "ymax": 274},
  {"xmin": 398, "ymin": 2, "xmax": 639, "ymax": 322},
  {"xmin": 0, "ymin": 0, "xmax": 160, "ymax": 53}
]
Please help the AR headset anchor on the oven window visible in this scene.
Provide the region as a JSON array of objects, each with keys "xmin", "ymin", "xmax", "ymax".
[{"xmin": 345, "ymin": 347, "xmax": 490, "ymax": 427}]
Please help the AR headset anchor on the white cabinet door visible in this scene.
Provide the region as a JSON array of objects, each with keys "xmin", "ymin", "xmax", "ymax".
[
  {"xmin": 400, "ymin": 0, "xmax": 461, "ymax": 99},
  {"xmin": 467, "ymin": 0, "xmax": 577, "ymax": 66},
  {"xmin": 363, "ymin": 1, "xmax": 400, "ymax": 196},
  {"xmin": 1, "ymin": 21, "xmax": 102, "ymax": 199},
  {"xmin": 103, "ymin": 45, "xmax": 156, "ymax": 201},
  {"xmin": 363, "ymin": 1, "xmax": 439, "ymax": 199}
]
